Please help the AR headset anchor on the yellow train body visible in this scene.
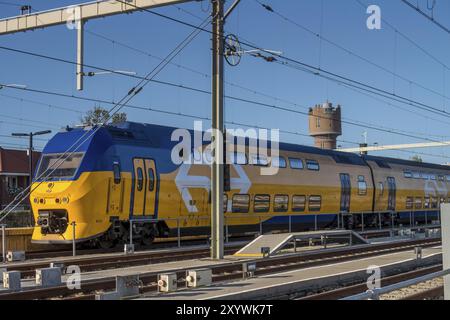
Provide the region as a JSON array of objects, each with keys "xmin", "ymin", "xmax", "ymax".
[{"xmin": 30, "ymin": 123, "xmax": 450, "ymax": 246}]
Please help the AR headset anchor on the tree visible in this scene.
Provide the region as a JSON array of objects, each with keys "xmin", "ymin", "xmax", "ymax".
[
  {"xmin": 81, "ymin": 106, "xmax": 127, "ymax": 126},
  {"xmin": 410, "ymin": 155, "xmax": 423, "ymax": 163}
]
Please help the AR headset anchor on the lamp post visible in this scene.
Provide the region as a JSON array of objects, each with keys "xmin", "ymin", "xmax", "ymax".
[{"xmin": 11, "ymin": 130, "xmax": 51, "ymax": 186}]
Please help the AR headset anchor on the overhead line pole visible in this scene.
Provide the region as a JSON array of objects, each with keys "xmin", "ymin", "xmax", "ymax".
[
  {"xmin": 210, "ymin": 0, "xmax": 240, "ymax": 260},
  {"xmin": 211, "ymin": 0, "xmax": 224, "ymax": 260}
]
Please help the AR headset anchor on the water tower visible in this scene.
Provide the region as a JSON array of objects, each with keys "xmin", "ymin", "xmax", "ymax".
[{"xmin": 308, "ymin": 102, "xmax": 342, "ymax": 149}]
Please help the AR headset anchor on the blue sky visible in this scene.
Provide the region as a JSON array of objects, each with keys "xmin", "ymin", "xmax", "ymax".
[{"xmin": 1, "ymin": 0, "xmax": 450, "ymax": 164}]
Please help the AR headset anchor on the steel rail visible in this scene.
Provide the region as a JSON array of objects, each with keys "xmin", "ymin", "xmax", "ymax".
[
  {"xmin": 297, "ymin": 265, "xmax": 443, "ymax": 300},
  {"xmin": 0, "ymin": 238, "xmax": 440, "ymax": 300}
]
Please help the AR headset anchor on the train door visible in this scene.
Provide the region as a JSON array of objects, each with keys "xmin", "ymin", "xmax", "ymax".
[
  {"xmin": 144, "ymin": 159, "xmax": 158, "ymax": 217},
  {"xmin": 387, "ymin": 177, "xmax": 396, "ymax": 211},
  {"xmin": 107, "ymin": 161, "xmax": 124, "ymax": 215},
  {"xmin": 132, "ymin": 158, "xmax": 147, "ymax": 216},
  {"xmin": 340, "ymin": 173, "xmax": 351, "ymax": 212}
]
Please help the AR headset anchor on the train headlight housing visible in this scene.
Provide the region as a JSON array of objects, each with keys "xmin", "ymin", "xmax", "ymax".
[
  {"xmin": 62, "ymin": 197, "xmax": 69, "ymax": 204},
  {"xmin": 33, "ymin": 197, "xmax": 39, "ymax": 204}
]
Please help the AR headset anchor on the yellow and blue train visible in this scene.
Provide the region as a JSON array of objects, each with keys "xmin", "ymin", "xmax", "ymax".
[{"xmin": 30, "ymin": 122, "xmax": 450, "ymax": 247}]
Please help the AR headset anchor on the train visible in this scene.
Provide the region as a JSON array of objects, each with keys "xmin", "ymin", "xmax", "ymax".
[{"xmin": 29, "ymin": 122, "xmax": 450, "ymax": 247}]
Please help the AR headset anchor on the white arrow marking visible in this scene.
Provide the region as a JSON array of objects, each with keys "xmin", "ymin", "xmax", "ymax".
[{"xmin": 175, "ymin": 155, "xmax": 252, "ymax": 213}]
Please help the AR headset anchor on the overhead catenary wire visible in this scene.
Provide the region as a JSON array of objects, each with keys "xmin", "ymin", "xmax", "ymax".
[
  {"xmin": 400, "ymin": 0, "xmax": 450, "ymax": 35},
  {"xmin": 2, "ymin": 1, "xmax": 450, "ymax": 217},
  {"xmin": 1, "ymin": 40, "xmax": 450, "ymax": 141},
  {"xmin": 252, "ymin": 0, "xmax": 450, "ymax": 104},
  {"xmin": 111, "ymin": 0, "xmax": 450, "ymax": 119},
  {"xmin": 0, "ymin": 13, "xmax": 212, "ymax": 223},
  {"xmin": 0, "ymin": 93, "xmax": 83, "ymax": 114},
  {"xmin": 3, "ymin": 81, "xmax": 450, "ymax": 150},
  {"xmin": 84, "ymin": 28, "xmax": 450, "ymax": 139},
  {"xmin": 1, "ymin": 4, "xmax": 448, "ymax": 123},
  {"xmin": 355, "ymin": 0, "xmax": 450, "ymax": 70}
]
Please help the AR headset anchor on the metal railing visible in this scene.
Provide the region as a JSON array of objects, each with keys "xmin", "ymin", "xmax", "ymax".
[
  {"xmin": 129, "ymin": 211, "xmax": 442, "ymax": 249},
  {"xmin": 1, "ymin": 224, "xmax": 6, "ymax": 263},
  {"xmin": 341, "ymin": 269, "xmax": 450, "ymax": 300},
  {"xmin": 0, "ymin": 210, "xmax": 442, "ymax": 259}
]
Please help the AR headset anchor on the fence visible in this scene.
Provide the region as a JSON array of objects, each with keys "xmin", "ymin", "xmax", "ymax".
[{"xmin": 342, "ymin": 269, "xmax": 450, "ymax": 300}]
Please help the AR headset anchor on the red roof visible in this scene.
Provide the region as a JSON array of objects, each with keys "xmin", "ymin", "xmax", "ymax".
[{"xmin": 0, "ymin": 147, "xmax": 41, "ymax": 175}]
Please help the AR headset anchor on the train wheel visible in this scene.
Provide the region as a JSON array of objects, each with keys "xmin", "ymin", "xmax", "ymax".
[
  {"xmin": 141, "ymin": 225, "xmax": 155, "ymax": 246},
  {"xmin": 97, "ymin": 227, "xmax": 118, "ymax": 249},
  {"xmin": 99, "ymin": 239, "xmax": 115, "ymax": 249}
]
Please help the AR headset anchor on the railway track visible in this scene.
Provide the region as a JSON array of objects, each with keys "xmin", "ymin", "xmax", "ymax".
[
  {"xmin": 297, "ymin": 264, "xmax": 443, "ymax": 300},
  {"xmin": 5, "ymin": 244, "xmax": 244, "ymax": 279},
  {"xmin": 23, "ymin": 236, "xmax": 254, "ymax": 260},
  {"xmin": 0, "ymin": 237, "xmax": 441, "ymax": 300},
  {"xmin": 401, "ymin": 285, "xmax": 444, "ymax": 300}
]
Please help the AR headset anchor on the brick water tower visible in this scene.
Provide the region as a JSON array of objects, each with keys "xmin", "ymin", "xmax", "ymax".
[{"xmin": 309, "ymin": 102, "xmax": 342, "ymax": 149}]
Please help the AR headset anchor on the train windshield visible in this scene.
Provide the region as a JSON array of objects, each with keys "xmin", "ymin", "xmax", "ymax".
[{"xmin": 36, "ymin": 152, "xmax": 85, "ymax": 180}]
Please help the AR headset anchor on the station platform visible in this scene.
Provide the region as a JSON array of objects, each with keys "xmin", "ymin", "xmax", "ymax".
[
  {"xmin": 138, "ymin": 246, "xmax": 442, "ymax": 300},
  {"xmin": 234, "ymin": 230, "xmax": 368, "ymax": 258}
]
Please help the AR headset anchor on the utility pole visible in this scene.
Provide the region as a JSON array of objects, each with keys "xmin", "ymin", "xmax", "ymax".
[
  {"xmin": 12, "ymin": 130, "xmax": 51, "ymax": 186},
  {"xmin": 211, "ymin": 0, "xmax": 240, "ymax": 260},
  {"xmin": 211, "ymin": 0, "xmax": 225, "ymax": 260}
]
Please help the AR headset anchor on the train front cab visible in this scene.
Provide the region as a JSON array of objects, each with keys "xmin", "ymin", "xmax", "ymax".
[{"xmin": 30, "ymin": 127, "xmax": 125, "ymax": 245}]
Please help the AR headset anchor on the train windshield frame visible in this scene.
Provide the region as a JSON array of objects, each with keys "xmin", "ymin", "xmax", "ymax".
[{"xmin": 36, "ymin": 152, "xmax": 85, "ymax": 180}]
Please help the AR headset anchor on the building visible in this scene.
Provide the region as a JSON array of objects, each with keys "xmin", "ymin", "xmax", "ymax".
[
  {"xmin": 0, "ymin": 147, "xmax": 41, "ymax": 209},
  {"xmin": 309, "ymin": 102, "xmax": 342, "ymax": 150}
]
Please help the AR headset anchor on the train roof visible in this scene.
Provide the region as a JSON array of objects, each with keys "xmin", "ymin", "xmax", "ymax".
[
  {"xmin": 103, "ymin": 122, "xmax": 450, "ymax": 171},
  {"xmin": 362, "ymin": 155, "xmax": 450, "ymax": 171}
]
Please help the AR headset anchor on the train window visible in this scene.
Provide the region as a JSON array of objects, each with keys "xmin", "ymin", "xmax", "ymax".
[
  {"xmin": 430, "ymin": 174, "xmax": 436, "ymax": 181},
  {"xmin": 148, "ymin": 168, "xmax": 155, "ymax": 191},
  {"xmin": 223, "ymin": 194, "xmax": 228, "ymax": 213},
  {"xmin": 378, "ymin": 182, "xmax": 384, "ymax": 196},
  {"xmin": 415, "ymin": 197, "xmax": 423, "ymax": 209},
  {"xmin": 292, "ymin": 195, "xmax": 306, "ymax": 212},
  {"xmin": 358, "ymin": 176, "xmax": 367, "ymax": 196},
  {"xmin": 424, "ymin": 196, "xmax": 430, "ymax": 209},
  {"xmin": 113, "ymin": 162, "xmax": 121, "ymax": 184},
  {"xmin": 289, "ymin": 158, "xmax": 304, "ymax": 170},
  {"xmin": 271, "ymin": 156, "xmax": 287, "ymax": 168},
  {"xmin": 404, "ymin": 171, "xmax": 412, "ymax": 178},
  {"xmin": 306, "ymin": 160, "xmax": 320, "ymax": 171},
  {"xmin": 232, "ymin": 194, "xmax": 250, "ymax": 213},
  {"xmin": 250, "ymin": 155, "xmax": 269, "ymax": 166},
  {"xmin": 447, "ymin": 197, "xmax": 450, "ymax": 203},
  {"xmin": 254, "ymin": 194, "xmax": 270, "ymax": 213},
  {"xmin": 233, "ymin": 152, "xmax": 247, "ymax": 165},
  {"xmin": 274, "ymin": 195, "xmax": 289, "ymax": 212},
  {"xmin": 422, "ymin": 173, "xmax": 429, "ymax": 180},
  {"xmin": 440, "ymin": 197, "xmax": 446, "ymax": 204},
  {"xmin": 406, "ymin": 197, "xmax": 414, "ymax": 209},
  {"xmin": 439, "ymin": 175, "xmax": 445, "ymax": 181},
  {"xmin": 137, "ymin": 168, "xmax": 144, "ymax": 191},
  {"xmin": 36, "ymin": 152, "xmax": 84, "ymax": 179},
  {"xmin": 308, "ymin": 195, "xmax": 322, "ymax": 212},
  {"xmin": 412, "ymin": 172, "xmax": 420, "ymax": 179},
  {"xmin": 431, "ymin": 197, "xmax": 438, "ymax": 209},
  {"xmin": 446, "ymin": 175, "xmax": 450, "ymax": 182}
]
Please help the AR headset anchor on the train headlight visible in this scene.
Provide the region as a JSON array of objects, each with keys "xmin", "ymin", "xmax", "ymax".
[
  {"xmin": 62, "ymin": 197, "xmax": 69, "ymax": 204},
  {"xmin": 33, "ymin": 198, "xmax": 39, "ymax": 204},
  {"xmin": 55, "ymin": 198, "xmax": 60, "ymax": 204},
  {"xmin": 39, "ymin": 198, "xmax": 45, "ymax": 204}
]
